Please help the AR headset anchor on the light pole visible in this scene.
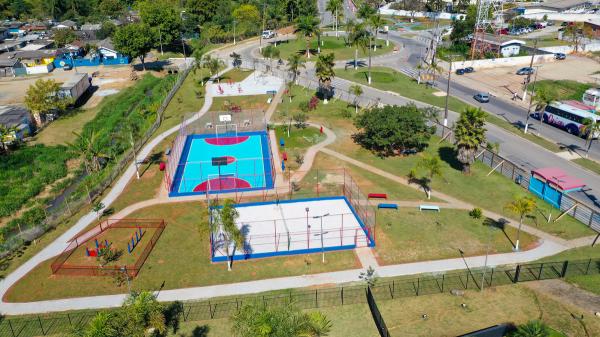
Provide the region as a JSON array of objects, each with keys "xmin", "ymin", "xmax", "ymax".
[
  {"xmin": 233, "ymin": 20, "xmax": 236, "ymax": 45},
  {"xmin": 480, "ymin": 222, "xmax": 493, "ymax": 292},
  {"xmin": 159, "ymin": 28, "xmax": 163, "ymax": 56},
  {"xmin": 313, "ymin": 213, "xmax": 330, "ymax": 263},
  {"xmin": 443, "ymin": 55, "xmax": 459, "ymax": 127},
  {"xmin": 522, "ymin": 39, "xmax": 538, "ymax": 102},
  {"xmin": 305, "ymin": 207, "xmax": 310, "ymax": 249}
]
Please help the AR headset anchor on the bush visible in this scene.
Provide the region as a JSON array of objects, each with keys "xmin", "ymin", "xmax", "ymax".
[
  {"xmin": 308, "ymin": 96, "xmax": 319, "ymax": 110},
  {"xmin": 469, "ymin": 208, "xmax": 483, "ymax": 219},
  {"xmin": 293, "ymin": 113, "xmax": 308, "ymax": 128}
]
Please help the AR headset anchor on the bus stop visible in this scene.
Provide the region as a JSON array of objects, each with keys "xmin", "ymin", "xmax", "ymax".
[{"xmin": 528, "ymin": 167, "xmax": 585, "ymax": 209}]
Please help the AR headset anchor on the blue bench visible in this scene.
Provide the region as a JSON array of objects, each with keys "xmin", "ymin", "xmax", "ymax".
[
  {"xmin": 280, "ymin": 138, "xmax": 285, "ymax": 147},
  {"xmin": 378, "ymin": 203, "xmax": 398, "ymax": 210},
  {"xmin": 419, "ymin": 205, "xmax": 440, "ymax": 212}
]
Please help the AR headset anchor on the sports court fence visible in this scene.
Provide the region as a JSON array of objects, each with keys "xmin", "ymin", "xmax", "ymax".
[
  {"xmin": 50, "ymin": 219, "xmax": 166, "ymax": 277},
  {"xmin": 3, "ymin": 257, "xmax": 599, "ymax": 337}
]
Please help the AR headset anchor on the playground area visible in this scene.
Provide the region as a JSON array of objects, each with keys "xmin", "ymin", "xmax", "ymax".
[
  {"xmin": 207, "ymin": 72, "xmax": 283, "ymax": 97},
  {"xmin": 50, "ymin": 219, "xmax": 166, "ymax": 277},
  {"xmin": 210, "ymin": 197, "xmax": 373, "ymax": 262}
]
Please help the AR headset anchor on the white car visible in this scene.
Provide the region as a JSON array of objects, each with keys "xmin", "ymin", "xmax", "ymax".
[{"xmin": 262, "ymin": 30, "xmax": 276, "ymax": 39}]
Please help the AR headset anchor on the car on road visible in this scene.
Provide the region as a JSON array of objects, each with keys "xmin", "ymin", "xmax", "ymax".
[
  {"xmin": 464, "ymin": 67, "xmax": 474, "ymax": 73},
  {"xmin": 516, "ymin": 67, "xmax": 534, "ymax": 75},
  {"xmin": 473, "ymin": 93, "xmax": 490, "ymax": 103},
  {"xmin": 261, "ymin": 30, "xmax": 277, "ymax": 39},
  {"xmin": 455, "ymin": 68, "xmax": 465, "ymax": 75},
  {"xmin": 555, "ymin": 53, "xmax": 566, "ymax": 60}
]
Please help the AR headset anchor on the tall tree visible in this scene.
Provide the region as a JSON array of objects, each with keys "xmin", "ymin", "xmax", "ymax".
[
  {"xmin": 353, "ymin": 104, "xmax": 434, "ymax": 157},
  {"xmin": 416, "ymin": 155, "xmax": 443, "ymax": 199},
  {"xmin": 112, "ymin": 23, "xmax": 156, "ymax": 70},
  {"xmin": 24, "ymin": 79, "xmax": 72, "ymax": 127},
  {"xmin": 53, "ymin": 28, "xmax": 77, "ymax": 47},
  {"xmin": 67, "ymin": 130, "xmax": 108, "ymax": 173},
  {"xmin": 295, "ymin": 15, "xmax": 320, "ymax": 59},
  {"xmin": 315, "ymin": 52, "xmax": 335, "ymax": 101},
  {"xmin": 287, "ymin": 53, "xmax": 306, "ymax": 84},
  {"xmin": 504, "ymin": 196, "xmax": 536, "ymax": 252},
  {"xmin": 454, "ymin": 107, "xmax": 486, "ymax": 174},
  {"xmin": 582, "ymin": 118, "xmax": 600, "ymax": 158},
  {"xmin": 347, "ymin": 20, "xmax": 369, "ymax": 70},
  {"xmin": 533, "ymin": 86, "xmax": 556, "ymax": 129},
  {"xmin": 261, "ymin": 45, "xmax": 281, "ymax": 73},
  {"xmin": 138, "ymin": 0, "xmax": 182, "ymax": 48},
  {"xmin": 212, "ymin": 199, "xmax": 245, "ymax": 271},
  {"xmin": 349, "ymin": 84, "xmax": 363, "ymax": 114},
  {"xmin": 326, "ymin": 0, "xmax": 344, "ymax": 38},
  {"xmin": 186, "ymin": 0, "xmax": 219, "ymax": 25},
  {"xmin": 202, "ymin": 55, "xmax": 225, "ymax": 82},
  {"xmin": 0, "ymin": 125, "xmax": 18, "ymax": 154},
  {"xmin": 232, "ymin": 4, "xmax": 261, "ymax": 37}
]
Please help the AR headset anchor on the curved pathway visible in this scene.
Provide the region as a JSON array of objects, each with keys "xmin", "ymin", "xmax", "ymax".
[{"xmin": 0, "ymin": 41, "xmax": 596, "ymax": 314}]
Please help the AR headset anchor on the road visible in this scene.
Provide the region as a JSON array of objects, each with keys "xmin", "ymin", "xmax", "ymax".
[
  {"xmin": 229, "ymin": 38, "xmax": 600, "ymax": 211},
  {"xmin": 318, "ymin": 0, "xmax": 357, "ymax": 27}
]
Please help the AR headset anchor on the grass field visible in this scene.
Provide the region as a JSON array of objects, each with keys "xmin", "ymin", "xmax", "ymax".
[
  {"xmin": 274, "ymin": 125, "xmax": 325, "ymax": 170},
  {"xmin": 528, "ymin": 80, "xmax": 593, "ymax": 101},
  {"xmin": 158, "ymin": 70, "xmax": 207, "ymax": 134},
  {"xmin": 572, "ymin": 157, "xmax": 600, "ymax": 175},
  {"xmin": 524, "ymin": 35, "xmax": 571, "ymax": 48},
  {"xmin": 271, "ymin": 36, "xmax": 394, "ymax": 61},
  {"xmin": 538, "ymin": 245, "xmax": 600, "ymax": 295},
  {"xmin": 32, "ymin": 107, "xmax": 100, "ymax": 146},
  {"xmin": 377, "ymin": 285, "xmax": 597, "ymax": 337},
  {"xmin": 374, "ymin": 208, "xmax": 538, "ymax": 265},
  {"xmin": 219, "ymin": 68, "xmax": 254, "ymax": 82},
  {"xmin": 5, "ymin": 201, "xmax": 360, "ymax": 302}
]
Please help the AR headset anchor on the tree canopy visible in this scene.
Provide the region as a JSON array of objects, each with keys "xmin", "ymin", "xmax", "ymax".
[
  {"xmin": 24, "ymin": 79, "xmax": 72, "ymax": 127},
  {"xmin": 112, "ymin": 23, "xmax": 156, "ymax": 70},
  {"xmin": 138, "ymin": 0, "xmax": 182, "ymax": 45},
  {"xmin": 353, "ymin": 104, "xmax": 434, "ymax": 157},
  {"xmin": 454, "ymin": 107, "xmax": 486, "ymax": 174}
]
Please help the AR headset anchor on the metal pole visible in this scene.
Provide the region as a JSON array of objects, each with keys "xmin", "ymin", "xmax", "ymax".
[
  {"xmin": 524, "ymin": 65, "xmax": 539, "ymax": 134},
  {"xmin": 159, "ymin": 29, "xmax": 164, "ymax": 55},
  {"xmin": 481, "ymin": 223, "xmax": 492, "ymax": 291},
  {"xmin": 320, "ymin": 216, "xmax": 324, "ymax": 263},
  {"xmin": 233, "ymin": 20, "xmax": 236, "ymax": 45},
  {"xmin": 522, "ymin": 39, "xmax": 537, "ymax": 102},
  {"xmin": 443, "ymin": 57, "xmax": 453, "ymax": 127}
]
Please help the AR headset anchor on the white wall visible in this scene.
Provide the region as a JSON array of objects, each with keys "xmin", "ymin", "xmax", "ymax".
[
  {"xmin": 379, "ymin": 4, "xmax": 466, "ymax": 21},
  {"xmin": 99, "ymin": 48, "xmax": 118, "ymax": 58},
  {"xmin": 449, "ymin": 54, "xmax": 556, "ymax": 70},
  {"xmin": 25, "ymin": 63, "xmax": 54, "ymax": 75},
  {"xmin": 540, "ymin": 42, "xmax": 600, "ymax": 54},
  {"xmin": 522, "ymin": 12, "xmax": 600, "ymax": 22}
]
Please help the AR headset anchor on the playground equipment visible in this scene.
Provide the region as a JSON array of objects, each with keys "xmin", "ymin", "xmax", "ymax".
[
  {"xmin": 128, "ymin": 227, "xmax": 145, "ymax": 254},
  {"xmin": 368, "ymin": 193, "xmax": 387, "ymax": 199},
  {"xmin": 85, "ymin": 239, "xmax": 111, "ymax": 257}
]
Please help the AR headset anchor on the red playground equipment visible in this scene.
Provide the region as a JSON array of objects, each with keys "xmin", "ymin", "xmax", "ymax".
[{"xmin": 85, "ymin": 239, "xmax": 111, "ymax": 257}]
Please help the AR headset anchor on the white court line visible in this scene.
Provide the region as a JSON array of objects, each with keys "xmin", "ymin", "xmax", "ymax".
[{"xmin": 178, "ymin": 139, "xmax": 196, "ymax": 193}]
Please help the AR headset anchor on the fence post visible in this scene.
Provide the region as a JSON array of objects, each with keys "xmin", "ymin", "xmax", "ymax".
[
  {"xmin": 209, "ymin": 301, "xmax": 214, "ymax": 319},
  {"xmin": 8, "ymin": 320, "xmax": 15, "ymax": 337},
  {"xmin": 416, "ymin": 278, "xmax": 420, "ymax": 296},
  {"xmin": 67, "ymin": 313, "xmax": 72, "ymax": 327},
  {"xmin": 513, "ymin": 265, "xmax": 521, "ymax": 283},
  {"xmin": 489, "ymin": 268, "xmax": 494, "ymax": 286},
  {"xmin": 441, "ymin": 274, "xmax": 445, "ymax": 293},
  {"xmin": 586, "ymin": 258, "xmax": 592, "ymax": 274},
  {"xmin": 341, "ymin": 286, "xmax": 344, "ymax": 305},
  {"xmin": 465, "ymin": 270, "xmax": 470, "ymax": 289},
  {"xmin": 315, "ymin": 289, "xmax": 318, "ymax": 308},
  {"xmin": 561, "ymin": 261, "xmax": 569, "ymax": 278},
  {"xmin": 38, "ymin": 316, "xmax": 44, "ymax": 335},
  {"xmin": 538, "ymin": 263, "xmax": 544, "ymax": 280}
]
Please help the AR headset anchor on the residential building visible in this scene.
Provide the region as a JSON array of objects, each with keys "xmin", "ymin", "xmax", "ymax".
[
  {"xmin": 584, "ymin": 18, "xmax": 600, "ymax": 39},
  {"xmin": 97, "ymin": 38, "xmax": 130, "ymax": 64},
  {"xmin": 0, "ymin": 105, "xmax": 33, "ymax": 142},
  {"xmin": 53, "ymin": 20, "xmax": 77, "ymax": 30},
  {"xmin": 0, "ymin": 58, "xmax": 21, "ymax": 77}
]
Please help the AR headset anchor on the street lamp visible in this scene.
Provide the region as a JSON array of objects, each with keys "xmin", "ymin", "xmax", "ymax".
[
  {"xmin": 305, "ymin": 207, "xmax": 310, "ymax": 249},
  {"xmin": 313, "ymin": 213, "xmax": 330, "ymax": 263}
]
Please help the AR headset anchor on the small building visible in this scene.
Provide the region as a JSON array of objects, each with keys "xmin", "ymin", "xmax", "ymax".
[
  {"xmin": 58, "ymin": 73, "xmax": 91, "ymax": 103},
  {"xmin": 582, "ymin": 87, "xmax": 600, "ymax": 108},
  {"xmin": 10, "ymin": 50, "xmax": 58, "ymax": 74},
  {"xmin": 584, "ymin": 18, "xmax": 600, "ymax": 39},
  {"xmin": 529, "ymin": 167, "xmax": 585, "ymax": 209},
  {"xmin": 0, "ymin": 58, "xmax": 22, "ymax": 77},
  {"xmin": 19, "ymin": 40, "xmax": 54, "ymax": 51},
  {"xmin": 482, "ymin": 35, "xmax": 526, "ymax": 57},
  {"xmin": 97, "ymin": 38, "xmax": 130, "ymax": 65},
  {"xmin": 53, "ymin": 20, "xmax": 77, "ymax": 30},
  {"xmin": 0, "ymin": 105, "xmax": 33, "ymax": 142},
  {"xmin": 80, "ymin": 23, "xmax": 102, "ymax": 40},
  {"xmin": 22, "ymin": 22, "xmax": 48, "ymax": 33},
  {"xmin": 0, "ymin": 27, "xmax": 9, "ymax": 40},
  {"xmin": 0, "ymin": 41, "xmax": 23, "ymax": 53}
]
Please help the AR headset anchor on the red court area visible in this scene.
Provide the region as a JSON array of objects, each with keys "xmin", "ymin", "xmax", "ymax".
[
  {"xmin": 193, "ymin": 176, "xmax": 251, "ymax": 192},
  {"xmin": 51, "ymin": 219, "xmax": 165, "ymax": 277},
  {"xmin": 205, "ymin": 136, "xmax": 249, "ymax": 146}
]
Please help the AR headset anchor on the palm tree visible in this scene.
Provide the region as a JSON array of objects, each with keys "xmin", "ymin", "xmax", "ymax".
[
  {"xmin": 511, "ymin": 320, "xmax": 549, "ymax": 337},
  {"xmin": 315, "ymin": 53, "xmax": 336, "ymax": 103},
  {"xmin": 67, "ymin": 130, "xmax": 107, "ymax": 173},
  {"xmin": 357, "ymin": 3, "xmax": 376, "ymax": 21},
  {"xmin": 350, "ymin": 84, "xmax": 363, "ymax": 113},
  {"xmin": 295, "ymin": 15, "xmax": 320, "ymax": 59},
  {"xmin": 582, "ymin": 118, "xmax": 600, "ymax": 158},
  {"xmin": 326, "ymin": 0, "xmax": 344, "ymax": 38},
  {"xmin": 191, "ymin": 41, "xmax": 206, "ymax": 85},
  {"xmin": 504, "ymin": 196, "xmax": 536, "ymax": 252},
  {"xmin": 305, "ymin": 311, "xmax": 333, "ymax": 337},
  {"xmin": 261, "ymin": 45, "xmax": 280, "ymax": 73},
  {"xmin": 75, "ymin": 312, "xmax": 115, "ymax": 337},
  {"xmin": 533, "ymin": 86, "xmax": 557, "ymax": 130},
  {"xmin": 202, "ymin": 55, "xmax": 225, "ymax": 83},
  {"xmin": 287, "ymin": 53, "xmax": 306, "ymax": 84},
  {"xmin": 454, "ymin": 107, "xmax": 487, "ymax": 174},
  {"xmin": 416, "ymin": 155, "xmax": 443, "ymax": 199},
  {"xmin": 211, "ymin": 199, "xmax": 245, "ymax": 271},
  {"xmin": 368, "ymin": 14, "xmax": 385, "ymax": 52},
  {"xmin": 122, "ymin": 291, "xmax": 167, "ymax": 335},
  {"xmin": 347, "ymin": 20, "xmax": 369, "ymax": 70}
]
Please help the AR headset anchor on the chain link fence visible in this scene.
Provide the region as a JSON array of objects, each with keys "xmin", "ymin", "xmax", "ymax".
[{"xmin": 1, "ymin": 257, "xmax": 599, "ymax": 337}]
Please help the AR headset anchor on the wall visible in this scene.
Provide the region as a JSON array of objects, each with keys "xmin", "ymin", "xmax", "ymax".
[
  {"xmin": 522, "ymin": 12, "xmax": 600, "ymax": 22},
  {"xmin": 25, "ymin": 63, "xmax": 53, "ymax": 74},
  {"xmin": 449, "ymin": 54, "xmax": 556, "ymax": 70},
  {"xmin": 540, "ymin": 42, "xmax": 600, "ymax": 54},
  {"xmin": 379, "ymin": 4, "xmax": 466, "ymax": 21}
]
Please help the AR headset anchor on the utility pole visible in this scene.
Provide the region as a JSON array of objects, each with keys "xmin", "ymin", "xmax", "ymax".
[
  {"xmin": 233, "ymin": 20, "xmax": 236, "ymax": 45},
  {"xmin": 443, "ymin": 56, "xmax": 457, "ymax": 127},
  {"xmin": 159, "ymin": 29, "xmax": 163, "ymax": 56},
  {"xmin": 524, "ymin": 65, "xmax": 540, "ymax": 134},
  {"xmin": 522, "ymin": 39, "xmax": 538, "ymax": 102}
]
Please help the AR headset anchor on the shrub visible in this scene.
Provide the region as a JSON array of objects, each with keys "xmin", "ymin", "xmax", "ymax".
[
  {"xmin": 293, "ymin": 113, "xmax": 308, "ymax": 128},
  {"xmin": 308, "ymin": 96, "xmax": 319, "ymax": 111},
  {"xmin": 469, "ymin": 208, "xmax": 483, "ymax": 219}
]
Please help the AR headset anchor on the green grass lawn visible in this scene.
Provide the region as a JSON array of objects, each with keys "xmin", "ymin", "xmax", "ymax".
[
  {"xmin": 5, "ymin": 201, "xmax": 359, "ymax": 302},
  {"xmin": 377, "ymin": 285, "xmax": 599, "ymax": 337},
  {"xmin": 537, "ymin": 245, "xmax": 600, "ymax": 295},
  {"xmin": 272, "ymin": 36, "xmax": 394, "ymax": 61},
  {"xmin": 219, "ymin": 68, "xmax": 254, "ymax": 82},
  {"xmin": 32, "ymin": 107, "xmax": 100, "ymax": 146},
  {"xmin": 274, "ymin": 125, "xmax": 326, "ymax": 170},
  {"xmin": 528, "ymin": 80, "xmax": 593, "ymax": 101},
  {"xmin": 158, "ymin": 70, "xmax": 208, "ymax": 134},
  {"xmin": 336, "ymin": 66, "xmax": 472, "ymax": 113},
  {"xmin": 210, "ymin": 94, "xmax": 271, "ymax": 112},
  {"xmin": 374, "ymin": 208, "xmax": 538, "ymax": 265},
  {"xmin": 524, "ymin": 35, "xmax": 571, "ymax": 48},
  {"xmin": 572, "ymin": 157, "xmax": 600, "ymax": 175}
]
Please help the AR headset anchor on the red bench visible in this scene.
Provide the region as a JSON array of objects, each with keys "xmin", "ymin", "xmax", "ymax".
[
  {"xmin": 282, "ymin": 152, "xmax": 288, "ymax": 161},
  {"xmin": 368, "ymin": 193, "xmax": 387, "ymax": 199}
]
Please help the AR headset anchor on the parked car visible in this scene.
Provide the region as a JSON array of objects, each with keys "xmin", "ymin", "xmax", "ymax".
[
  {"xmin": 547, "ymin": 21, "xmax": 555, "ymax": 26},
  {"xmin": 455, "ymin": 68, "xmax": 465, "ymax": 75},
  {"xmin": 464, "ymin": 67, "xmax": 474, "ymax": 73},
  {"xmin": 261, "ymin": 30, "xmax": 276, "ymax": 39},
  {"xmin": 555, "ymin": 53, "xmax": 566, "ymax": 60},
  {"xmin": 498, "ymin": 28, "xmax": 509, "ymax": 35},
  {"xmin": 474, "ymin": 93, "xmax": 490, "ymax": 103},
  {"xmin": 516, "ymin": 67, "xmax": 534, "ymax": 75}
]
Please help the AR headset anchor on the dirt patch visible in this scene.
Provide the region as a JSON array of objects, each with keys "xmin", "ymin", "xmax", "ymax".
[{"xmin": 524, "ymin": 279, "xmax": 600, "ymax": 314}]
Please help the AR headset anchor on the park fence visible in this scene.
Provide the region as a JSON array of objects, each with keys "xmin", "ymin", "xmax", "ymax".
[
  {"xmin": 0, "ymin": 64, "xmax": 193, "ymax": 258},
  {"xmin": 2, "ymin": 257, "xmax": 599, "ymax": 337}
]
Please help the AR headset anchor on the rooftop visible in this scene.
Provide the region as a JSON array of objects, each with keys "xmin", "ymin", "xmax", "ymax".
[
  {"xmin": 532, "ymin": 167, "xmax": 586, "ymax": 192},
  {"xmin": 0, "ymin": 105, "xmax": 30, "ymax": 128},
  {"xmin": 60, "ymin": 73, "xmax": 89, "ymax": 89}
]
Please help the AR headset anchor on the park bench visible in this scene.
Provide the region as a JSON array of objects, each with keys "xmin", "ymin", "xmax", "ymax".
[
  {"xmin": 378, "ymin": 203, "xmax": 398, "ymax": 210},
  {"xmin": 419, "ymin": 205, "xmax": 440, "ymax": 212},
  {"xmin": 368, "ymin": 193, "xmax": 387, "ymax": 199}
]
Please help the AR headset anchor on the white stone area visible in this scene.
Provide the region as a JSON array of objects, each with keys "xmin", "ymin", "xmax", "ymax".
[{"xmin": 207, "ymin": 71, "xmax": 283, "ymax": 97}]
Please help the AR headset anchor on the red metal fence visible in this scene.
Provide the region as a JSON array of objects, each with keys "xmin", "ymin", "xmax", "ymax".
[{"xmin": 51, "ymin": 219, "xmax": 166, "ymax": 277}]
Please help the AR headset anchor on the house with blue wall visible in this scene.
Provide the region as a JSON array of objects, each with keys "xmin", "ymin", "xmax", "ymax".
[{"xmin": 97, "ymin": 38, "xmax": 130, "ymax": 65}]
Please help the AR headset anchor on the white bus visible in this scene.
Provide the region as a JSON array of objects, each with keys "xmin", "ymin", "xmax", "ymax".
[
  {"xmin": 582, "ymin": 88, "xmax": 600, "ymax": 108},
  {"xmin": 538, "ymin": 100, "xmax": 600, "ymax": 138}
]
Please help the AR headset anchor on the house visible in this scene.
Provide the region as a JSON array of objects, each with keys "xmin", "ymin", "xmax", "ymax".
[
  {"xmin": 0, "ymin": 27, "xmax": 9, "ymax": 41},
  {"xmin": 0, "ymin": 105, "xmax": 33, "ymax": 142},
  {"xmin": 80, "ymin": 23, "xmax": 102, "ymax": 40},
  {"xmin": 0, "ymin": 41, "xmax": 23, "ymax": 53},
  {"xmin": 6, "ymin": 22, "xmax": 25, "ymax": 36},
  {"xmin": 9, "ymin": 50, "xmax": 58, "ymax": 74},
  {"xmin": 0, "ymin": 58, "xmax": 22, "ymax": 77},
  {"xmin": 520, "ymin": 0, "xmax": 594, "ymax": 14},
  {"xmin": 19, "ymin": 40, "xmax": 54, "ymax": 51},
  {"xmin": 481, "ymin": 35, "xmax": 526, "ymax": 57},
  {"xmin": 53, "ymin": 20, "xmax": 77, "ymax": 30},
  {"xmin": 97, "ymin": 38, "xmax": 130, "ymax": 64},
  {"xmin": 584, "ymin": 18, "xmax": 600, "ymax": 39},
  {"xmin": 22, "ymin": 22, "xmax": 48, "ymax": 33}
]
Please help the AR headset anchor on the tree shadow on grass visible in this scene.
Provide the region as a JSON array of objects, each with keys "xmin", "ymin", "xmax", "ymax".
[
  {"xmin": 484, "ymin": 217, "xmax": 514, "ymax": 249},
  {"xmin": 178, "ymin": 325, "xmax": 209, "ymax": 337},
  {"xmin": 438, "ymin": 146, "xmax": 463, "ymax": 172},
  {"xmin": 140, "ymin": 151, "xmax": 163, "ymax": 177}
]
